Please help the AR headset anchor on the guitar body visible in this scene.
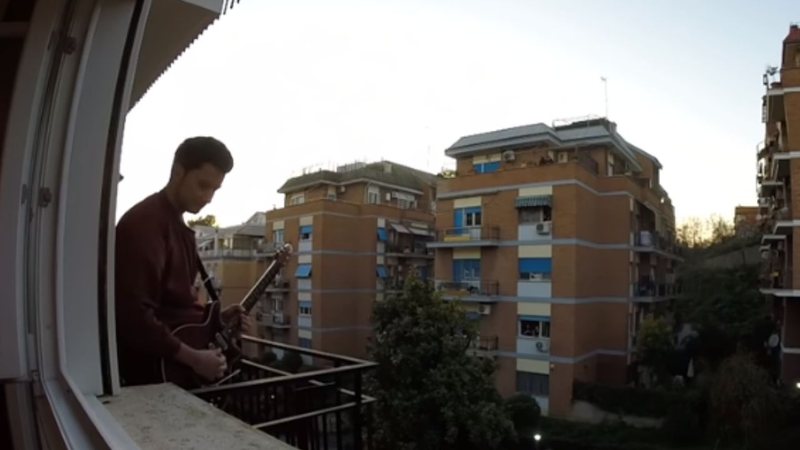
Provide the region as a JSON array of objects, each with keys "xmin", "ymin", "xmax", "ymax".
[
  {"xmin": 160, "ymin": 301, "xmax": 233, "ymax": 389},
  {"xmin": 159, "ymin": 243, "xmax": 293, "ymax": 389}
]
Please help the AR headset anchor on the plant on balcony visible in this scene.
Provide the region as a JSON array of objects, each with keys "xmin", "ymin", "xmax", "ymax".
[{"xmin": 368, "ymin": 275, "xmax": 514, "ymax": 450}]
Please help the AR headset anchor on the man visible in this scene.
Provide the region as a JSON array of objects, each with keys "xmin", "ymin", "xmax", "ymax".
[{"xmin": 115, "ymin": 136, "xmax": 248, "ymax": 386}]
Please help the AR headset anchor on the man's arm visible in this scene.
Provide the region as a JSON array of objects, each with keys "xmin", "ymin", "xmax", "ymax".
[{"xmin": 114, "ymin": 217, "xmax": 181, "ymax": 358}]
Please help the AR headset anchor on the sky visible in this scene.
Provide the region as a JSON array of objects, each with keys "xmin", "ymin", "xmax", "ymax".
[{"xmin": 118, "ymin": 0, "xmax": 800, "ymax": 227}]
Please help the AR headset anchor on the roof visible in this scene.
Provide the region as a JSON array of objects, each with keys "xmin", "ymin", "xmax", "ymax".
[
  {"xmin": 445, "ymin": 118, "xmax": 662, "ymax": 172},
  {"xmin": 278, "ymin": 161, "xmax": 437, "ymax": 194},
  {"xmin": 785, "ymin": 25, "xmax": 800, "ymax": 43}
]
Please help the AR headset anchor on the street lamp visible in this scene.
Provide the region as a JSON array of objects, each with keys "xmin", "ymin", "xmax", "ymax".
[{"xmin": 533, "ymin": 433, "xmax": 542, "ymax": 449}]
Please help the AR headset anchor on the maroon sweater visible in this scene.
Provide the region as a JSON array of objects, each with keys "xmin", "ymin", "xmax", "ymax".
[{"xmin": 115, "ymin": 190, "xmax": 204, "ymax": 386}]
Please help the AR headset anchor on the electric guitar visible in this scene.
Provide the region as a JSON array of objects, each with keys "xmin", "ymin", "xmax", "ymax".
[{"xmin": 160, "ymin": 243, "xmax": 293, "ymax": 388}]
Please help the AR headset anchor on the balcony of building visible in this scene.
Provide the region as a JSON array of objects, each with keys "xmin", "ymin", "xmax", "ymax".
[
  {"xmin": 468, "ymin": 335, "xmax": 499, "ymax": 358},
  {"xmin": 435, "ymin": 279, "xmax": 500, "ymax": 301},
  {"xmin": 633, "ymin": 230, "xmax": 681, "ymax": 258},
  {"xmin": 257, "ymin": 311, "xmax": 292, "ymax": 330},
  {"xmin": 385, "ymin": 242, "xmax": 434, "ymax": 259},
  {"xmin": 429, "ymin": 226, "xmax": 500, "ymax": 248},
  {"xmin": 631, "ymin": 278, "xmax": 681, "ymax": 303}
]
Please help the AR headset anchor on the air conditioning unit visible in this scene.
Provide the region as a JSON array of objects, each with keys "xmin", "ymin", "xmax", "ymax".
[
  {"xmin": 502, "ymin": 150, "xmax": 516, "ymax": 162},
  {"xmin": 478, "ymin": 304, "xmax": 492, "ymax": 315},
  {"xmin": 536, "ymin": 222, "xmax": 551, "ymax": 235},
  {"xmin": 535, "ymin": 340, "xmax": 550, "ymax": 353}
]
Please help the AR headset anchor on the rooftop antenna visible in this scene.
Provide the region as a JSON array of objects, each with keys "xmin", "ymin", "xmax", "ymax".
[{"xmin": 600, "ymin": 76, "xmax": 609, "ymax": 118}]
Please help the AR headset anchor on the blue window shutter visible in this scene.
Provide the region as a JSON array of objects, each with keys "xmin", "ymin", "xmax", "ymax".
[
  {"xmin": 454, "ymin": 208, "xmax": 464, "ymax": 229},
  {"xmin": 377, "ymin": 227, "xmax": 388, "ymax": 241},
  {"xmin": 376, "ymin": 265, "xmax": 388, "ymax": 278},
  {"xmin": 519, "ymin": 258, "xmax": 552, "ymax": 274},
  {"xmin": 295, "ymin": 264, "xmax": 312, "ymax": 278},
  {"xmin": 453, "ymin": 260, "xmax": 464, "ymax": 282},
  {"xmin": 483, "ymin": 161, "xmax": 500, "ymax": 173}
]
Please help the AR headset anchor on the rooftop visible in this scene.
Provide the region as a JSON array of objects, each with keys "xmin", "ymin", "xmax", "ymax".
[
  {"xmin": 278, "ymin": 160, "xmax": 438, "ymax": 194},
  {"xmin": 445, "ymin": 117, "xmax": 662, "ymax": 172}
]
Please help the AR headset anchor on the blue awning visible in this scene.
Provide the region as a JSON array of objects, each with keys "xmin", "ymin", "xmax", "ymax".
[
  {"xmin": 377, "ymin": 227, "xmax": 388, "ymax": 241},
  {"xmin": 519, "ymin": 315, "xmax": 550, "ymax": 322},
  {"xmin": 300, "ymin": 225, "xmax": 313, "ymax": 234},
  {"xmin": 295, "ymin": 264, "xmax": 312, "ymax": 278},
  {"xmin": 515, "ymin": 195, "xmax": 552, "ymax": 208},
  {"xmin": 519, "ymin": 258, "xmax": 552, "ymax": 273},
  {"xmin": 376, "ymin": 265, "xmax": 388, "ymax": 278}
]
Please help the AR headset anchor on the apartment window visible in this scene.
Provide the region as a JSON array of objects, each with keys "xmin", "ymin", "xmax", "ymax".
[
  {"xmin": 367, "ymin": 186, "xmax": 380, "ymax": 204},
  {"xmin": 518, "ymin": 206, "xmax": 552, "ymax": 224},
  {"xmin": 272, "ymin": 298, "xmax": 284, "ymax": 312},
  {"xmin": 516, "ymin": 372, "xmax": 549, "ymax": 396},
  {"xmin": 299, "ymin": 338, "xmax": 312, "ymax": 349},
  {"xmin": 519, "ymin": 258, "xmax": 552, "ymax": 280},
  {"xmin": 519, "ymin": 316, "xmax": 551, "ymax": 338},
  {"xmin": 606, "ymin": 153, "xmax": 615, "ymax": 176},
  {"xmin": 273, "ymin": 229, "xmax": 284, "ymax": 244},
  {"xmin": 377, "ymin": 227, "xmax": 388, "ymax": 241},
  {"xmin": 290, "ymin": 193, "xmax": 305, "ymax": 205},
  {"xmin": 295, "ymin": 264, "xmax": 312, "ymax": 278},
  {"xmin": 453, "ymin": 259, "xmax": 481, "ymax": 282},
  {"xmin": 376, "ymin": 265, "xmax": 389, "ymax": 278},
  {"xmin": 454, "ymin": 207, "xmax": 482, "ymax": 230},
  {"xmin": 300, "ymin": 225, "xmax": 313, "ymax": 240},
  {"xmin": 327, "ymin": 186, "xmax": 337, "ymax": 200},
  {"xmin": 474, "ymin": 161, "xmax": 500, "ymax": 174},
  {"xmin": 299, "ymin": 301, "xmax": 312, "ymax": 316}
]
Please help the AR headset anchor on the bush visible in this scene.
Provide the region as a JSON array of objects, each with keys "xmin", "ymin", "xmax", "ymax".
[{"xmin": 573, "ymin": 382, "xmax": 676, "ymax": 417}]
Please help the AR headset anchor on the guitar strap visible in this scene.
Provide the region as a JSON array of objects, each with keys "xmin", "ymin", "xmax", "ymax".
[{"xmin": 197, "ymin": 258, "xmax": 221, "ymax": 303}]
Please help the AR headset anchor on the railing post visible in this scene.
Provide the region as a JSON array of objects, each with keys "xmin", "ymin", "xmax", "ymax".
[{"xmin": 353, "ymin": 372, "xmax": 363, "ymax": 450}]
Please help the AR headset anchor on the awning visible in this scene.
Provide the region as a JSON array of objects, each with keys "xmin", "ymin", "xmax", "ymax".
[
  {"xmin": 409, "ymin": 227, "xmax": 432, "ymax": 236},
  {"xmin": 300, "ymin": 225, "xmax": 313, "ymax": 234},
  {"xmin": 295, "ymin": 264, "xmax": 312, "ymax": 278},
  {"xmin": 519, "ymin": 258, "xmax": 552, "ymax": 273},
  {"xmin": 377, "ymin": 227, "xmax": 388, "ymax": 241},
  {"xmin": 515, "ymin": 195, "xmax": 552, "ymax": 208},
  {"xmin": 376, "ymin": 265, "xmax": 389, "ymax": 278},
  {"xmin": 391, "ymin": 223, "xmax": 411, "ymax": 234}
]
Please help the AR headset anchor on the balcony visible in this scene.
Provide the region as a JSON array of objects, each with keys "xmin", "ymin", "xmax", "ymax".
[
  {"xmin": 192, "ymin": 336, "xmax": 376, "ymax": 450},
  {"xmin": 435, "ymin": 279, "xmax": 499, "ymax": 300},
  {"xmin": 633, "ymin": 230, "xmax": 680, "ymax": 256},
  {"xmin": 258, "ymin": 312, "xmax": 292, "ymax": 329},
  {"xmin": 199, "ymin": 248, "xmax": 266, "ymax": 259},
  {"xmin": 266, "ymin": 279, "xmax": 291, "ymax": 293},
  {"xmin": 631, "ymin": 281, "xmax": 681, "ymax": 302},
  {"xmin": 468, "ymin": 335, "xmax": 498, "ymax": 358},
  {"xmin": 385, "ymin": 244, "xmax": 434, "ymax": 259},
  {"xmin": 429, "ymin": 226, "xmax": 500, "ymax": 248}
]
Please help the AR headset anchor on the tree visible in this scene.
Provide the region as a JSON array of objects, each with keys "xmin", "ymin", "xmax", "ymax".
[
  {"xmin": 709, "ymin": 353, "xmax": 785, "ymax": 448},
  {"xmin": 677, "ymin": 215, "xmax": 735, "ymax": 250},
  {"xmin": 188, "ymin": 214, "xmax": 217, "ymax": 227},
  {"xmin": 504, "ymin": 394, "xmax": 541, "ymax": 449},
  {"xmin": 635, "ymin": 317, "xmax": 675, "ymax": 385},
  {"xmin": 368, "ymin": 276, "xmax": 514, "ymax": 450}
]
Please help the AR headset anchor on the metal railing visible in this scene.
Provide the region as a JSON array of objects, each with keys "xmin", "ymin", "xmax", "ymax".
[
  {"xmin": 437, "ymin": 226, "xmax": 500, "ymax": 242},
  {"xmin": 198, "ymin": 248, "xmax": 264, "ymax": 258},
  {"xmin": 385, "ymin": 244, "xmax": 433, "ymax": 257},
  {"xmin": 192, "ymin": 336, "xmax": 377, "ymax": 450},
  {"xmin": 470, "ymin": 335, "xmax": 498, "ymax": 352},
  {"xmin": 632, "ymin": 281, "xmax": 681, "ymax": 297},
  {"xmin": 435, "ymin": 280, "xmax": 499, "ymax": 297}
]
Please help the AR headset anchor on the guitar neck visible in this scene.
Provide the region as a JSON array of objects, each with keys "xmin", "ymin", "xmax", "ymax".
[{"xmin": 239, "ymin": 255, "xmax": 285, "ymax": 314}]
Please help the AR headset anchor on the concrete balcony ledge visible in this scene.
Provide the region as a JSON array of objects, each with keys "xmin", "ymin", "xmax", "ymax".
[{"xmin": 104, "ymin": 383, "xmax": 296, "ymax": 450}]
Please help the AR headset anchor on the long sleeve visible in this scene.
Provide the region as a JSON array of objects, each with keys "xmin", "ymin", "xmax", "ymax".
[{"xmin": 115, "ymin": 215, "xmax": 182, "ymax": 359}]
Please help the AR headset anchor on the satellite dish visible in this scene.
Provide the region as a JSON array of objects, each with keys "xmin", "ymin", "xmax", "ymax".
[{"xmin": 768, "ymin": 333, "xmax": 780, "ymax": 348}]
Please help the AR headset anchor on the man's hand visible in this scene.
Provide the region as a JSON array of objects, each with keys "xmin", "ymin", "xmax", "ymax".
[
  {"xmin": 176, "ymin": 344, "xmax": 226, "ymax": 381},
  {"xmin": 222, "ymin": 304, "xmax": 254, "ymax": 336}
]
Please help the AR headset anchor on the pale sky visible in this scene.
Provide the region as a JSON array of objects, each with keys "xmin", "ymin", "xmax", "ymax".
[{"xmin": 118, "ymin": 0, "xmax": 800, "ymax": 227}]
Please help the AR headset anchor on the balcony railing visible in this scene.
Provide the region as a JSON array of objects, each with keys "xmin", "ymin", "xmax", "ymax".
[
  {"xmin": 634, "ymin": 230, "xmax": 680, "ymax": 255},
  {"xmin": 198, "ymin": 248, "xmax": 265, "ymax": 258},
  {"xmin": 192, "ymin": 336, "xmax": 376, "ymax": 450},
  {"xmin": 257, "ymin": 312, "xmax": 292, "ymax": 329},
  {"xmin": 385, "ymin": 244, "xmax": 433, "ymax": 257},
  {"xmin": 470, "ymin": 335, "xmax": 499, "ymax": 352},
  {"xmin": 437, "ymin": 226, "xmax": 500, "ymax": 242},
  {"xmin": 632, "ymin": 281, "xmax": 681, "ymax": 298},
  {"xmin": 435, "ymin": 280, "xmax": 499, "ymax": 297}
]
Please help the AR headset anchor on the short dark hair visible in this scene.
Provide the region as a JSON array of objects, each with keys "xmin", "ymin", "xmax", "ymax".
[{"xmin": 173, "ymin": 136, "xmax": 233, "ymax": 174}]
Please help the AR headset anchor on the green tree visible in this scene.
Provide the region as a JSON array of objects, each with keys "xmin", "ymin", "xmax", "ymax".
[
  {"xmin": 636, "ymin": 317, "xmax": 675, "ymax": 384},
  {"xmin": 709, "ymin": 353, "xmax": 784, "ymax": 448},
  {"xmin": 504, "ymin": 394, "xmax": 541, "ymax": 449},
  {"xmin": 368, "ymin": 276, "xmax": 514, "ymax": 450},
  {"xmin": 188, "ymin": 214, "xmax": 217, "ymax": 227}
]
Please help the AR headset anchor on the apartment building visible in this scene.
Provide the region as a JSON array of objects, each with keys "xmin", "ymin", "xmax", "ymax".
[
  {"xmin": 431, "ymin": 117, "xmax": 679, "ymax": 417},
  {"xmin": 194, "ymin": 212, "xmax": 269, "ymax": 307},
  {"xmin": 263, "ymin": 161, "xmax": 437, "ymax": 358},
  {"xmin": 757, "ymin": 24, "xmax": 800, "ymax": 387}
]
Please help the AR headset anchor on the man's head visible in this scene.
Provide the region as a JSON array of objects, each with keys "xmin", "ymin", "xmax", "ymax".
[{"xmin": 166, "ymin": 137, "xmax": 233, "ymax": 214}]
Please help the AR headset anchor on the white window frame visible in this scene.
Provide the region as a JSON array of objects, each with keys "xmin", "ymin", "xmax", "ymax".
[
  {"xmin": 518, "ymin": 318, "xmax": 551, "ymax": 338},
  {"xmin": 273, "ymin": 229, "xmax": 284, "ymax": 244},
  {"xmin": 367, "ymin": 186, "xmax": 380, "ymax": 204},
  {"xmin": 290, "ymin": 193, "xmax": 305, "ymax": 205},
  {"xmin": 465, "ymin": 210, "xmax": 482, "ymax": 227}
]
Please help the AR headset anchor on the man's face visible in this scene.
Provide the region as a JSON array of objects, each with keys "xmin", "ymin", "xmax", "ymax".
[{"xmin": 175, "ymin": 163, "xmax": 225, "ymax": 214}]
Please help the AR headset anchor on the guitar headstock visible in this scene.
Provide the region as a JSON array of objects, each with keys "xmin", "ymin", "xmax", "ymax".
[{"xmin": 275, "ymin": 243, "xmax": 293, "ymax": 265}]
